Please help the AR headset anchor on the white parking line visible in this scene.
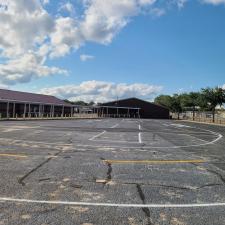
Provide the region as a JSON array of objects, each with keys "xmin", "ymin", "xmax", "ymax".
[
  {"xmin": 90, "ymin": 139, "xmax": 139, "ymax": 144},
  {"xmin": 170, "ymin": 124, "xmax": 191, "ymax": 128},
  {"xmin": 89, "ymin": 131, "xmax": 106, "ymax": 141},
  {"xmin": 1, "ymin": 197, "xmax": 225, "ymax": 208},
  {"xmin": 178, "ymin": 133, "xmax": 208, "ymax": 143},
  {"xmin": 110, "ymin": 124, "xmax": 119, "ymax": 128},
  {"xmin": 0, "ymin": 124, "xmax": 222, "ymax": 149},
  {"xmin": 138, "ymin": 124, "xmax": 141, "ymax": 130},
  {"xmin": 138, "ymin": 132, "xmax": 142, "ymax": 143}
]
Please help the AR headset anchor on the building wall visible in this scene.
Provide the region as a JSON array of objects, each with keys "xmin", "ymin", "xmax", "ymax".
[
  {"xmin": 0, "ymin": 101, "xmax": 73, "ymax": 118},
  {"xmin": 102, "ymin": 98, "xmax": 169, "ymax": 119}
]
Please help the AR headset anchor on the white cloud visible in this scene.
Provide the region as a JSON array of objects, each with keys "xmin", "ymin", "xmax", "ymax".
[
  {"xmin": 49, "ymin": 17, "xmax": 84, "ymax": 58},
  {"xmin": 202, "ymin": 0, "xmax": 225, "ymax": 5},
  {"xmin": 0, "ymin": 0, "xmax": 61, "ymax": 84},
  {"xmin": 80, "ymin": 54, "xmax": 95, "ymax": 61},
  {"xmin": 42, "ymin": 0, "xmax": 50, "ymax": 5},
  {"xmin": 0, "ymin": 52, "xmax": 67, "ymax": 85},
  {"xmin": 59, "ymin": 2, "xmax": 75, "ymax": 14},
  {"xmin": 0, "ymin": 0, "xmax": 54, "ymax": 57},
  {"xmin": 150, "ymin": 8, "xmax": 166, "ymax": 17},
  {"xmin": 50, "ymin": 0, "xmax": 158, "ymax": 58},
  {"xmin": 0, "ymin": 83, "xmax": 9, "ymax": 89},
  {"xmin": 176, "ymin": 0, "xmax": 188, "ymax": 8},
  {"xmin": 0, "ymin": 0, "xmax": 203, "ymax": 86},
  {"xmin": 40, "ymin": 80, "xmax": 163, "ymax": 103},
  {"xmin": 79, "ymin": 0, "xmax": 139, "ymax": 44},
  {"xmin": 138, "ymin": 0, "xmax": 157, "ymax": 5}
]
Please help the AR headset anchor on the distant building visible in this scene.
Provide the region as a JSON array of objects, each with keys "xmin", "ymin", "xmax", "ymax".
[
  {"xmin": 0, "ymin": 89, "xmax": 73, "ymax": 118},
  {"xmin": 0, "ymin": 89, "xmax": 170, "ymax": 119},
  {"xmin": 99, "ymin": 97, "xmax": 169, "ymax": 119}
]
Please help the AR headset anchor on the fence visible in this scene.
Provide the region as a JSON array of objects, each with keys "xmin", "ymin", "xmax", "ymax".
[
  {"xmin": 171, "ymin": 111, "xmax": 225, "ymax": 125},
  {"xmin": 0, "ymin": 113, "xmax": 99, "ymax": 121}
]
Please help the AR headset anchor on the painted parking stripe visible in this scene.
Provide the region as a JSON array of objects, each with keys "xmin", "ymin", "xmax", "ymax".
[
  {"xmin": 138, "ymin": 132, "xmax": 142, "ymax": 143},
  {"xmin": 0, "ymin": 153, "xmax": 27, "ymax": 158},
  {"xmin": 110, "ymin": 124, "xmax": 119, "ymax": 128},
  {"xmin": 89, "ymin": 131, "xmax": 106, "ymax": 141},
  {"xmin": 138, "ymin": 124, "xmax": 141, "ymax": 130},
  {"xmin": 103, "ymin": 159, "xmax": 206, "ymax": 164},
  {"xmin": 1, "ymin": 197, "xmax": 225, "ymax": 208}
]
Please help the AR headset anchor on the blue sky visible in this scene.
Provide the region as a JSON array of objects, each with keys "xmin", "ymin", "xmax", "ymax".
[{"xmin": 0, "ymin": 0, "xmax": 225, "ymax": 102}]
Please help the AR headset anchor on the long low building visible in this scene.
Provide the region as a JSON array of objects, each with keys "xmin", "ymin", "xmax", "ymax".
[
  {"xmin": 0, "ymin": 89, "xmax": 169, "ymax": 119},
  {"xmin": 99, "ymin": 97, "xmax": 170, "ymax": 119},
  {"xmin": 0, "ymin": 89, "xmax": 73, "ymax": 118}
]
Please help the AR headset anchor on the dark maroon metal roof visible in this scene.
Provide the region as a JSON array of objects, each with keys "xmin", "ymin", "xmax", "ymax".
[
  {"xmin": 0, "ymin": 89, "xmax": 72, "ymax": 106},
  {"xmin": 101, "ymin": 97, "xmax": 168, "ymax": 109}
]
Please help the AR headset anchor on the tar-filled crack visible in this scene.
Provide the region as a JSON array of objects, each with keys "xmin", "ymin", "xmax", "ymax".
[
  {"xmin": 100, "ymin": 157, "xmax": 112, "ymax": 185},
  {"xmin": 196, "ymin": 183, "xmax": 222, "ymax": 189},
  {"xmin": 18, "ymin": 152, "xmax": 61, "ymax": 186},
  {"xmin": 136, "ymin": 184, "xmax": 153, "ymax": 225},
  {"xmin": 192, "ymin": 162, "xmax": 225, "ymax": 186},
  {"xmin": 30, "ymin": 207, "xmax": 58, "ymax": 215},
  {"xmin": 106, "ymin": 162, "xmax": 112, "ymax": 181},
  {"xmin": 126, "ymin": 182, "xmax": 192, "ymax": 190},
  {"xmin": 38, "ymin": 178, "xmax": 51, "ymax": 182},
  {"xmin": 67, "ymin": 138, "xmax": 73, "ymax": 144},
  {"xmin": 205, "ymin": 168, "xmax": 225, "ymax": 184}
]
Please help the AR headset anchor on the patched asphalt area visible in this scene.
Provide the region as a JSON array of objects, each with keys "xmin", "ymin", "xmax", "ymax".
[{"xmin": 0, "ymin": 118, "xmax": 225, "ymax": 225}]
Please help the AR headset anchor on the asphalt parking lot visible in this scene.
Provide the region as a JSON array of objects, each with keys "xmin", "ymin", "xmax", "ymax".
[{"xmin": 0, "ymin": 118, "xmax": 225, "ymax": 225}]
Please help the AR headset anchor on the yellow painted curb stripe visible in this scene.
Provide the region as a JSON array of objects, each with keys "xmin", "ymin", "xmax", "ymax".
[
  {"xmin": 103, "ymin": 160, "xmax": 205, "ymax": 164},
  {"xmin": 0, "ymin": 153, "xmax": 27, "ymax": 158}
]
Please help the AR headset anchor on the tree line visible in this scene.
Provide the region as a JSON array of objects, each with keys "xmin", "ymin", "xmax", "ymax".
[{"xmin": 154, "ymin": 87, "xmax": 225, "ymax": 122}]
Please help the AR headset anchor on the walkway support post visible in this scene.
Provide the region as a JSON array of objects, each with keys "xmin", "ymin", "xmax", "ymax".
[
  {"xmin": 13, "ymin": 102, "xmax": 15, "ymax": 118},
  {"xmin": 107, "ymin": 107, "xmax": 109, "ymax": 117},
  {"xmin": 38, "ymin": 104, "xmax": 41, "ymax": 117},
  {"xmin": 49, "ymin": 105, "xmax": 52, "ymax": 118},
  {"xmin": 28, "ymin": 104, "xmax": 31, "ymax": 118},
  {"xmin": 23, "ymin": 104, "xmax": 26, "ymax": 118},
  {"xmin": 6, "ymin": 102, "xmax": 9, "ymax": 118},
  {"xmin": 62, "ymin": 106, "xmax": 64, "ymax": 117},
  {"xmin": 52, "ymin": 105, "xmax": 55, "ymax": 118}
]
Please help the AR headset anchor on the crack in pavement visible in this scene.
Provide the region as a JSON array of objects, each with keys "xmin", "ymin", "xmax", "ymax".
[
  {"xmin": 99, "ymin": 157, "xmax": 112, "ymax": 185},
  {"xmin": 192, "ymin": 162, "xmax": 225, "ymax": 185},
  {"xmin": 125, "ymin": 181, "xmax": 224, "ymax": 191},
  {"xmin": 38, "ymin": 178, "xmax": 51, "ymax": 182},
  {"xmin": 106, "ymin": 162, "xmax": 112, "ymax": 182},
  {"xmin": 205, "ymin": 169, "xmax": 225, "ymax": 184},
  {"xmin": 67, "ymin": 138, "xmax": 73, "ymax": 144},
  {"xmin": 125, "ymin": 182, "xmax": 194, "ymax": 191},
  {"xmin": 196, "ymin": 183, "xmax": 222, "ymax": 190},
  {"xmin": 18, "ymin": 152, "xmax": 61, "ymax": 186},
  {"xmin": 29, "ymin": 207, "xmax": 58, "ymax": 215},
  {"xmin": 136, "ymin": 184, "xmax": 153, "ymax": 225}
]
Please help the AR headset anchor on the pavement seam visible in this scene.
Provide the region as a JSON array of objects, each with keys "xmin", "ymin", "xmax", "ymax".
[
  {"xmin": 136, "ymin": 184, "xmax": 153, "ymax": 225},
  {"xmin": 18, "ymin": 151, "xmax": 61, "ymax": 186}
]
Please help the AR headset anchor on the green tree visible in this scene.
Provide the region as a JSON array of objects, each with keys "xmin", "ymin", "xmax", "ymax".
[
  {"xmin": 88, "ymin": 101, "xmax": 95, "ymax": 106},
  {"xmin": 201, "ymin": 87, "xmax": 225, "ymax": 122},
  {"xmin": 180, "ymin": 92, "xmax": 201, "ymax": 120},
  {"xmin": 170, "ymin": 94, "xmax": 183, "ymax": 119},
  {"xmin": 154, "ymin": 95, "xmax": 173, "ymax": 109},
  {"xmin": 155, "ymin": 94, "xmax": 183, "ymax": 119}
]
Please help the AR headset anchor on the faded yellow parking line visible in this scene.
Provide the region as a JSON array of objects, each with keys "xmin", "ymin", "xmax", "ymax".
[
  {"xmin": 103, "ymin": 159, "xmax": 206, "ymax": 164},
  {"xmin": 0, "ymin": 153, "xmax": 28, "ymax": 158}
]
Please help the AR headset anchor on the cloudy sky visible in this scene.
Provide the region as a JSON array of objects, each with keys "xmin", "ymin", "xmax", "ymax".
[{"xmin": 0, "ymin": 0, "xmax": 224, "ymax": 102}]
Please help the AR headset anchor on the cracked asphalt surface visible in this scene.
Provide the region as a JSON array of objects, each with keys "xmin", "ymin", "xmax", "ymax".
[{"xmin": 0, "ymin": 118, "xmax": 225, "ymax": 225}]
